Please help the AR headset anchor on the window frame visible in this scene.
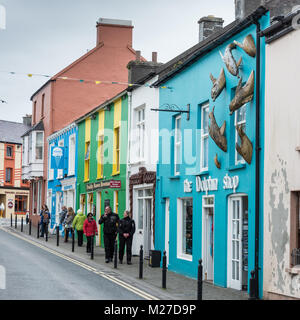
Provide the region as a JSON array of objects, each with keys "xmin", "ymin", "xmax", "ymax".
[
  {"xmin": 235, "ymin": 104, "xmax": 246, "ymax": 165},
  {"xmin": 6, "ymin": 145, "xmax": 13, "ymax": 158},
  {"xmin": 174, "ymin": 115, "xmax": 182, "ymax": 176},
  {"xmin": 200, "ymin": 103, "xmax": 209, "ymax": 172},
  {"xmin": 5, "ymin": 167, "xmax": 13, "ymax": 184},
  {"xmin": 136, "ymin": 107, "xmax": 145, "ymax": 161},
  {"xmin": 35, "ymin": 131, "xmax": 44, "ymax": 161}
]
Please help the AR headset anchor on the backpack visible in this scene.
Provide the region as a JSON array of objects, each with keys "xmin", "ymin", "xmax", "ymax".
[{"xmin": 43, "ymin": 212, "xmax": 49, "ymax": 224}]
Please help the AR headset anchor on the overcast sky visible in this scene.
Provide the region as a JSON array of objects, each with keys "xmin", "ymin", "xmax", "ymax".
[{"xmin": 0, "ymin": 0, "xmax": 235, "ymax": 123}]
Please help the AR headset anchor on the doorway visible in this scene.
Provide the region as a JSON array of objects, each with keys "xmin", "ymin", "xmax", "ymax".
[
  {"xmin": 202, "ymin": 196, "xmax": 214, "ymax": 282},
  {"xmin": 165, "ymin": 198, "xmax": 170, "ymax": 266},
  {"xmin": 227, "ymin": 195, "xmax": 248, "ymax": 290}
]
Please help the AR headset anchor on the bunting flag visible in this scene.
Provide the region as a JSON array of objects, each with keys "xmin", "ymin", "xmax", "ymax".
[{"xmin": 0, "ymin": 70, "xmax": 172, "ymax": 89}]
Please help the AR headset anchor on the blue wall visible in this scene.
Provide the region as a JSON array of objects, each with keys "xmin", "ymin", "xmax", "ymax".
[{"xmin": 155, "ymin": 14, "xmax": 269, "ymax": 297}]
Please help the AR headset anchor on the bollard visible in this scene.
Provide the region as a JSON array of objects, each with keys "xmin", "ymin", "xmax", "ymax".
[
  {"xmin": 162, "ymin": 251, "xmax": 167, "ymax": 289},
  {"xmin": 91, "ymin": 235, "xmax": 94, "ymax": 260},
  {"xmin": 15, "ymin": 215, "xmax": 17, "ymax": 229},
  {"xmin": 29, "ymin": 219, "xmax": 32, "ymax": 236},
  {"xmin": 198, "ymin": 259, "xmax": 203, "ymax": 300},
  {"xmin": 249, "ymin": 270, "xmax": 257, "ymax": 300},
  {"xmin": 56, "ymin": 225, "xmax": 59, "ymax": 246},
  {"xmin": 45, "ymin": 223, "xmax": 48, "ymax": 242},
  {"xmin": 139, "ymin": 245, "xmax": 143, "ymax": 279},
  {"xmin": 72, "ymin": 229, "xmax": 75, "ymax": 252},
  {"xmin": 114, "ymin": 239, "xmax": 118, "ymax": 269},
  {"xmin": 11, "ymin": 214, "xmax": 12, "ymax": 227},
  {"xmin": 37, "ymin": 222, "xmax": 40, "ymax": 239},
  {"xmin": 21, "ymin": 217, "xmax": 23, "ymax": 232}
]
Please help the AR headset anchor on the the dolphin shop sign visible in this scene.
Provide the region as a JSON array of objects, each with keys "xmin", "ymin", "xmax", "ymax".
[
  {"xmin": 51, "ymin": 146, "xmax": 64, "ymax": 169},
  {"xmin": 184, "ymin": 174, "xmax": 239, "ymax": 194}
]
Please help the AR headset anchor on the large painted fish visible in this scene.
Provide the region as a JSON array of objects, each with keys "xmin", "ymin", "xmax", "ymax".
[
  {"xmin": 208, "ymin": 106, "xmax": 227, "ymax": 153},
  {"xmin": 235, "ymin": 125, "xmax": 253, "ymax": 164},
  {"xmin": 210, "ymin": 68, "xmax": 226, "ymax": 102},
  {"xmin": 219, "ymin": 43, "xmax": 242, "ymax": 77},
  {"xmin": 234, "ymin": 34, "xmax": 256, "ymax": 58}
]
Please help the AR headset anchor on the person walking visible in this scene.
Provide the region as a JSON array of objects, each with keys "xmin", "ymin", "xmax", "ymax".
[
  {"xmin": 98, "ymin": 206, "xmax": 119, "ymax": 263},
  {"xmin": 40, "ymin": 205, "xmax": 51, "ymax": 238},
  {"xmin": 72, "ymin": 209, "xmax": 86, "ymax": 247},
  {"xmin": 63, "ymin": 207, "xmax": 75, "ymax": 242},
  {"xmin": 118, "ymin": 210, "xmax": 136, "ymax": 265},
  {"xmin": 83, "ymin": 213, "xmax": 98, "ymax": 253}
]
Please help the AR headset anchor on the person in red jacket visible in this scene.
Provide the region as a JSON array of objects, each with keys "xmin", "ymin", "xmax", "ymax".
[{"xmin": 83, "ymin": 213, "xmax": 98, "ymax": 253}]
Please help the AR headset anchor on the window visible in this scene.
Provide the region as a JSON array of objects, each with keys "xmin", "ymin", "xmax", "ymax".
[
  {"xmin": 235, "ymin": 104, "xmax": 246, "ymax": 164},
  {"xmin": 28, "ymin": 134, "xmax": 32, "ymax": 163},
  {"xmin": 201, "ymin": 104, "xmax": 209, "ymax": 171},
  {"xmin": 41, "ymin": 94, "xmax": 45, "ymax": 118},
  {"xmin": 6, "ymin": 145, "xmax": 13, "ymax": 158},
  {"xmin": 57, "ymin": 140, "xmax": 64, "ymax": 179},
  {"xmin": 84, "ymin": 142, "xmax": 90, "ymax": 181},
  {"xmin": 35, "ymin": 132, "xmax": 43, "ymax": 160},
  {"xmin": 68, "ymin": 135, "xmax": 76, "ymax": 176},
  {"xmin": 33, "ymin": 101, "xmax": 37, "ymax": 124},
  {"xmin": 290, "ymin": 192, "xmax": 300, "ymax": 266},
  {"xmin": 5, "ymin": 168, "xmax": 12, "ymax": 183},
  {"xmin": 177, "ymin": 198, "xmax": 193, "ymax": 259},
  {"xmin": 136, "ymin": 188, "xmax": 153, "ymax": 231},
  {"xmin": 113, "ymin": 127, "xmax": 120, "ymax": 174},
  {"xmin": 15, "ymin": 196, "xmax": 27, "ymax": 212},
  {"xmin": 174, "ymin": 115, "xmax": 181, "ymax": 176},
  {"xmin": 136, "ymin": 107, "xmax": 145, "ymax": 160},
  {"xmin": 80, "ymin": 194, "xmax": 86, "ymax": 213},
  {"xmin": 97, "ymin": 135, "xmax": 104, "ymax": 178}
]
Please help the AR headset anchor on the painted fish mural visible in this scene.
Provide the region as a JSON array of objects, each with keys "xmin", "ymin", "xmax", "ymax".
[
  {"xmin": 219, "ymin": 43, "xmax": 242, "ymax": 77},
  {"xmin": 208, "ymin": 106, "xmax": 227, "ymax": 153},
  {"xmin": 234, "ymin": 34, "xmax": 256, "ymax": 58},
  {"xmin": 210, "ymin": 68, "xmax": 226, "ymax": 102},
  {"xmin": 235, "ymin": 125, "xmax": 253, "ymax": 164}
]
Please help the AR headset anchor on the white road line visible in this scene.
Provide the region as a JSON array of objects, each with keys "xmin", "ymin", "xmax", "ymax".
[{"xmin": 0, "ymin": 227, "xmax": 159, "ymax": 300}]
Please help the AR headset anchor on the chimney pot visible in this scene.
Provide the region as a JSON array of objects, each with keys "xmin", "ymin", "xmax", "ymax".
[
  {"xmin": 152, "ymin": 52, "xmax": 158, "ymax": 63},
  {"xmin": 136, "ymin": 50, "xmax": 141, "ymax": 61}
]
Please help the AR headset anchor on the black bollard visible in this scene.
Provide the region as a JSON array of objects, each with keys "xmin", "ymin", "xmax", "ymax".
[
  {"xmin": 56, "ymin": 226, "xmax": 59, "ymax": 246},
  {"xmin": 29, "ymin": 219, "xmax": 32, "ymax": 235},
  {"xmin": 72, "ymin": 229, "xmax": 75, "ymax": 252},
  {"xmin": 21, "ymin": 217, "xmax": 23, "ymax": 232},
  {"xmin": 139, "ymin": 245, "xmax": 143, "ymax": 279},
  {"xmin": 248, "ymin": 270, "xmax": 257, "ymax": 300},
  {"xmin": 162, "ymin": 251, "xmax": 167, "ymax": 289},
  {"xmin": 37, "ymin": 222, "xmax": 40, "ymax": 239},
  {"xmin": 197, "ymin": 259, "xmax": 203, "ymax": 300},
  {"xmin": 91, "ymin": 235, "xmax": 94, "ymax": 260},
  {"xmin": 15, "ymin": 215, "xmax": 17, "ymax": 229},
  {"xmin": 10, "ymin": 214, "xmax": 12, "ymax": 227},
  {"xmin": 45, "ymin": 223, "xmax": 48, "ymax": 242},
  {"xmin": 114, "ymin": 239, "xmax": 118, "ymax": 269}
]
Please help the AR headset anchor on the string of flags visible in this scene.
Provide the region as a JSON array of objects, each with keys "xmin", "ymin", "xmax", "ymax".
[{"xmin": 0, "ymin": 70, "xmax": 171, "ymax": 89}]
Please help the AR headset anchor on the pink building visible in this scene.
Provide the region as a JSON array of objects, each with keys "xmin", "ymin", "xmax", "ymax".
[{"xmin": 22, "ymin": 18, "xmax": 143, "ymax": 225}]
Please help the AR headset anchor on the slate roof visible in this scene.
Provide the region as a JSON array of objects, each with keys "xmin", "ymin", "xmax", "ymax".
[
  {"xmin": 21, "ymin": 120, "xmax": 44, "ymax": 137},
  {"xmin": 0, "ymin": 120, "xmax": 31, "ymax": 144}
]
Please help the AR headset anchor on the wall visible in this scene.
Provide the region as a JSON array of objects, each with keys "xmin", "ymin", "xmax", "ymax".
[{"xmin": 263, "ymin": 28, "xmax": 300, "ymax": 299}]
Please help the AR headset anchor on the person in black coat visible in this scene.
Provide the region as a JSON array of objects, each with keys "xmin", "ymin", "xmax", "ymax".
[
  {"xmin": 118, "ymin": 210, "xmax": 135, "ymax": 265},
  {"xmin": 98, "ymin": 206, "xmax": 119, "ymax": 263}
]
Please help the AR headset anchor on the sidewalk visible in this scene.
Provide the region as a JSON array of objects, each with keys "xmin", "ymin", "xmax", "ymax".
[{"xmin": 1, "ymin": 219, "xmax": 248, "ymax": 300}]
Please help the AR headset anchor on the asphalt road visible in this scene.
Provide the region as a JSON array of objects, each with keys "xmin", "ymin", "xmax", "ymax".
[{"xmin": 0, "ymin": 228, "xmax": 144, "ymax": 300}]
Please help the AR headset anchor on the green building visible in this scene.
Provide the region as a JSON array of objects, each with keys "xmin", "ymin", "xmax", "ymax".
[{"xmin": 76, "ymin": 90, "xmax": 128, "ymax": 247}]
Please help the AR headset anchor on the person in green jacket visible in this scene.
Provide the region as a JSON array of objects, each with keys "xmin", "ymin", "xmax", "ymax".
[{"xmin": 72, "ymin": 209, "xmax": 86, "ymax": 247}]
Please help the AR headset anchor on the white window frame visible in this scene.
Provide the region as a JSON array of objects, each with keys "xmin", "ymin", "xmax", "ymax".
[
  {"xmin": 177, "ymin": 197, "xmax": 193, "ymax": 261},
  {"xmin": 68, "ymin": 134, "xmax": 76, "ymax": 176},
  {"xmin": 136, "ymin": 106, "xmax": 145, "ymax": 161},
  {"xmin": 35, "ymin": 131, "xmax": 44, "ymax": 161},
  {"xmin": 174, "ymin": 115, "xmax": 181, "ymax": 176},
  {"xmin": 201, "ymin": 103, "xmax": 209, "ymax": 172},
  {"xmin": 57, "ymin": 139, "xmax": 64, "ymax": 179},
  {"xmin": 235, "ymin": 104, "xmax": 246, "ymax": 165},
  {"xmin": 48, "ymin": 142, "xmax": 54, "ymax": 181}
]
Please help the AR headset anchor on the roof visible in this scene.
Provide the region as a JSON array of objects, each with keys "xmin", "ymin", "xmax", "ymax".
[
  {"xmin": 0, "ymin": 120, "xmax": 31, "ymax": 144},
  {"xmin": 152, "ymin": 6, "xmax": 268, "ymax": 87},
  {"xmin": 21, "ymin": 120, "xmax": 44, "ymax": 137},
  {"xmin": 260, "ymin": 9, "xmax": 300, "ymax": 43}
]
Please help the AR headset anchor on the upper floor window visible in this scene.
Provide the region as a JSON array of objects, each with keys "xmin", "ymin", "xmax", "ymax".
[
  {"xmin": 33, "ymin": 101, "xmax": 37, "ymax": 124},
  {"xmin": 174, "ymin": 115, "xmax": 182, "ymax": 176},
  {"xmin": 201, "ymin": 103, "xmax": 209, "ymax": 171},
  {"xmin": 68, "ymin": 134, "xmax": 76, "ymax": 176},
  {"xmin": 5, "ymin": 168, "xmax": 12, "ymax": 183},
  {"xmin": 41, "ymin": 94, "xmax": 45, "ymax": 118},
  {"xmin": 84, "ymin": 141, "xmax": 90, "ymax": 181},
  {"xmin": 35, "ymin": 132, "xmax": 43, "ymax": 160},
  {"xmin": 6, "ymin": 145, "xmax": 13, "ymax": 158},
  {"xmin": 136, "ymin": 107, "xmax": 145, "ymax": 160},
  {"xmin": 235, "ymin": 104, "xmax": 246, "ymax": 165},
  {"xmin": 113, "ymin": 127, "xmax": 120, "ymax": 174}
]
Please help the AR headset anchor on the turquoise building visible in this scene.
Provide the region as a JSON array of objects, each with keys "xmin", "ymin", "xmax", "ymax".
[{"xmin": 153, "ymin": 8, "xmax": 269, "ymax": 298}]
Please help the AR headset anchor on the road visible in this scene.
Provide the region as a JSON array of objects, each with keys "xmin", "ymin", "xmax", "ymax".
[{"xmin": 0, "ymin": 227, "xmax": 144, "ymax": 300}]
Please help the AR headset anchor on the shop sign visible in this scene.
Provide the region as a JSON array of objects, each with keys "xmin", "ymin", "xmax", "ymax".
[
  {"xmin": 7, "ymin": 201, "xmax": 13, "ymax": 209},
  {"xmin": 51, "ymin": 146, "xmax": 64, "ymax": 169},
  {"xmin": 196, "ymin": 176, "xmax": 218, "ymax": 195},
  {"xmin": 86, "ymin": 180, "xmax": 121, "ymax": 192},
  {"xmin": 223, "ymin": 174, "xmax": 239, "ymax": 193},
  {"xmin": 110, "ymin": 180, "xmax": 121, "ymax": 189},
  {"xmin": 183, "ymin": 179, "xmax": 193, "ymax": 193}
]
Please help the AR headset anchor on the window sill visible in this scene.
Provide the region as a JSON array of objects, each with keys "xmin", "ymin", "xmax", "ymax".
[
  {"xmin": 5, "ymin": 157, "xmax": 14, "ymax": 160},
  {"xmin": 169, "ymin": 175, "xmax": 180, "ymax": 180},
  {"xmin": 111, "ymin": 172, "xmax": 120, "ymax": 177},
  {"xmin": 285, "ymin": 266, "xmax": 300, "ymax": 275},
  {"xmin": 177, "ymin": 253, "xmax": 193, "ymax": 262},
  {"xmin": 227, "ymin": 163, "xmax": 246, "ymax": 172},
  {"xmin": 193, "ymin": 170, "xmax": 209, "ymax": 176},
  {"xmin": 83, "ymin": 179, "xmax": 90, "ymax": 183}
]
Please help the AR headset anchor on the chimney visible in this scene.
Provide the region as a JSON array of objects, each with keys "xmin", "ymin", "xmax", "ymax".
[
  {"xmin": 96, "ymin": 18, "xmax": 133, "ymax": 47},
  {"xmin": 198, "ymin": 15, "xmax": 224, "ymax": 42},
  {"xmin": 235, "ymin": 0, "xmax": 263, "ymax": 20},
  {"xmin": 22, "ymin": 114, "xmax": 32, "ymax": 127},
  {"xmin": 127, "ymin": 51, "xmax": 163, "ymax": 85}
]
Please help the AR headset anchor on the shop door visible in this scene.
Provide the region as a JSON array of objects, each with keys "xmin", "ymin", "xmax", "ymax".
[
  {"xmin": 165, "ymin": 198, "xmax": 170, "ymax": 266},
  {"xmin": 96, "ymin": 192, "xmax": 102, "ymax": 247},
  {"xmin": 228, "ymin": 196, "xmax": 248, "ymax": 290}
]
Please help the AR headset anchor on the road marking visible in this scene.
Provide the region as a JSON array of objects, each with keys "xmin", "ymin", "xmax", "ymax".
[{"xmin": 0, "ymin": 227, "xmax": 159, "ymax": 300}]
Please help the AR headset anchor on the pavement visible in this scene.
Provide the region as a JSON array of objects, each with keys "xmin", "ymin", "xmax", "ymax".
[{"xmin": 0, "ymin": 218, "xmax": 249, "ymax": 300}]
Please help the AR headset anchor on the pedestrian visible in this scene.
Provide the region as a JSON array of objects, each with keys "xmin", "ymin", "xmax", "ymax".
[
  {"xmin": 59, "ymin": 206, "xmax": 68, "ymax": 226},
  {"xmin": 118, "ymin": 210, "xmax": 135, "ymax": 265},
  {"xmin": 98, "ymin": 206, "xmax": 119, "ymax": 263},
  {"xmin": 63, "ymin": 207, "xmax": 75, "ymax": 242},
  {"xmin": 72, "ymin": 209, "xmax": 86, "ymax": 246},
  {"xmin": 40, "ymin": 205, "xmax": 50, "ymax": 238},
  {"xmin": 83, "ymin": 213, "xmax": 98, "ymax": 253}
]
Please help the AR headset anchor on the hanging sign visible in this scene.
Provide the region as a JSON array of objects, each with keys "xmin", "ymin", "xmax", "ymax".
[{"xmin": 50, "ymin": 146, "xmax": 64, "ymax": 169}]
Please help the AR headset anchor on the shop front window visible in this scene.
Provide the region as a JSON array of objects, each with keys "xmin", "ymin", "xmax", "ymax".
[{"xmin": 15, "ymin": 196, "xmax": 27, "ymax": 212}]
